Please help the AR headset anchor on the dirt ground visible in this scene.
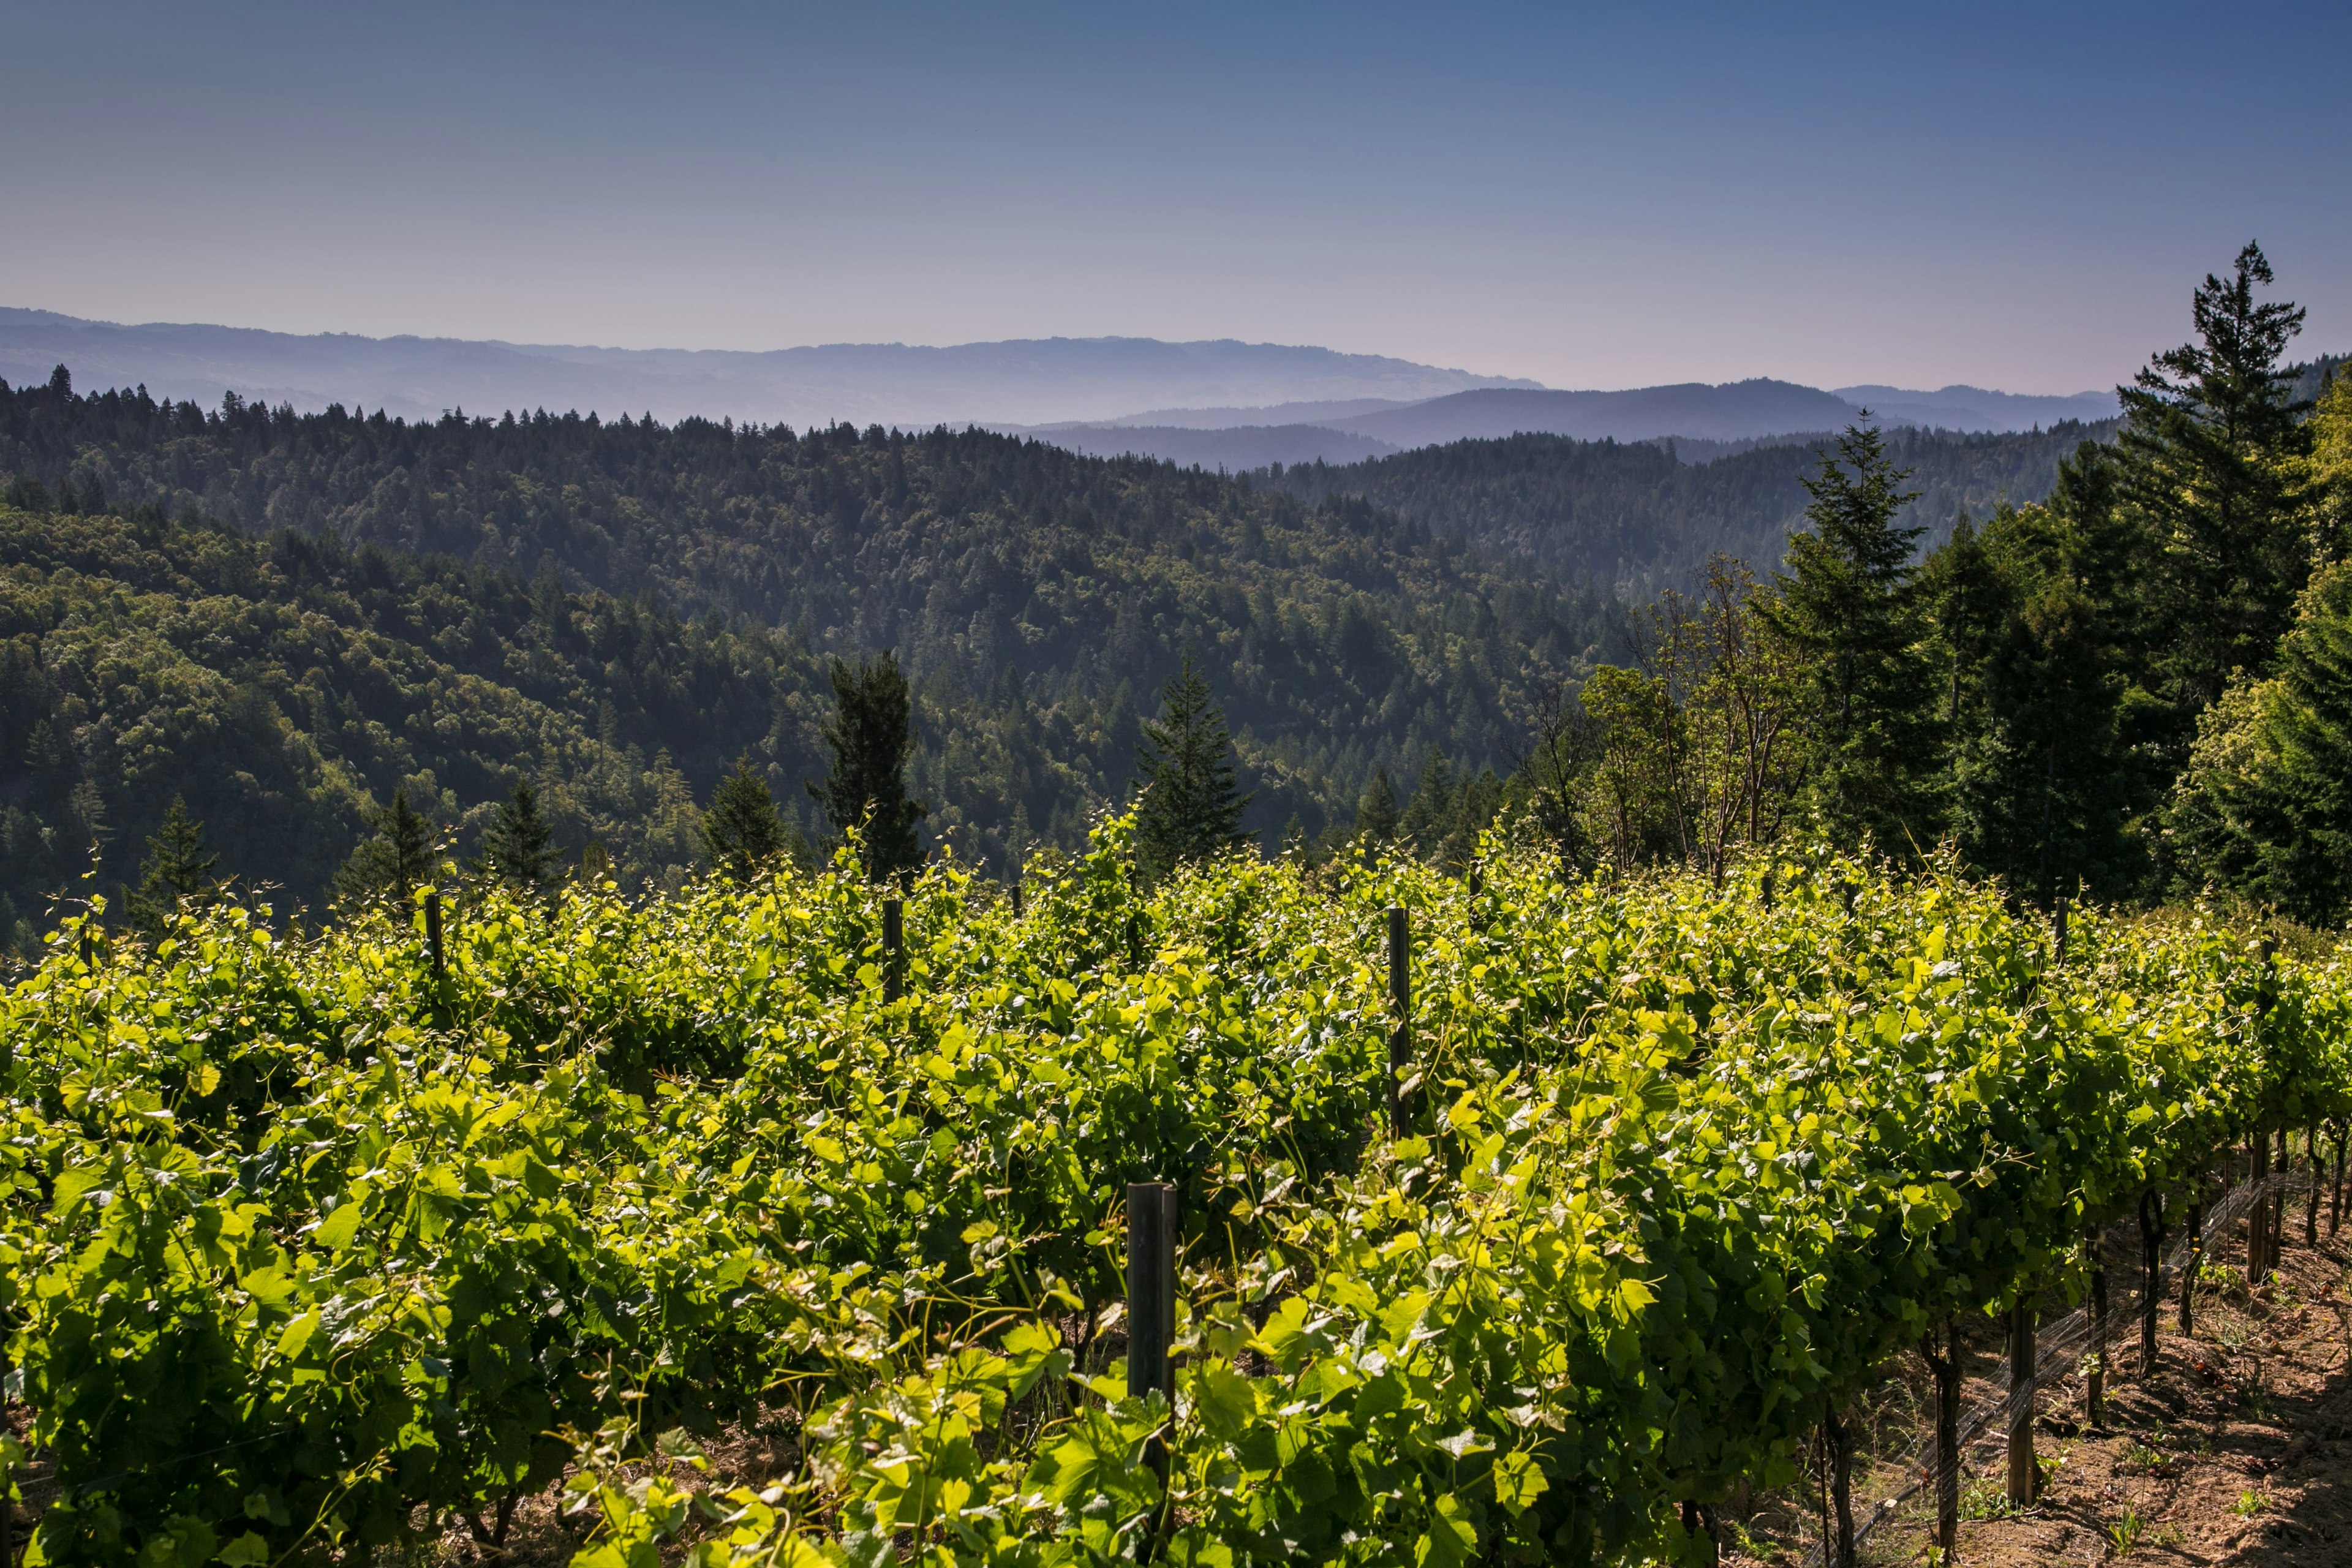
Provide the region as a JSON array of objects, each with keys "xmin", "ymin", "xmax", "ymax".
[{"xmin": 1723, "ymin": 1199, "xmax": 2352, "ymax": 1567}]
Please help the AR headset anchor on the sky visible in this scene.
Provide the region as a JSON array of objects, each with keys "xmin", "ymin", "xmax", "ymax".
[{"xmin": 2, "ymin": 1, "xmax": 2345, "ymax": 394}]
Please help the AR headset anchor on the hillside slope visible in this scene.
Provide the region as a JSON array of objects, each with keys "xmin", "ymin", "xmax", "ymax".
[
  {"xmin": 0, "ymin": 377, "xmax": 1618, "ymax": 934},
  {"xmin": 0, "ymin": 503, "xmax": 813, "ymax": 947},
  {"xmin": 1264, "ymin": 422, "xmax": 2117, "ymax": 590}
]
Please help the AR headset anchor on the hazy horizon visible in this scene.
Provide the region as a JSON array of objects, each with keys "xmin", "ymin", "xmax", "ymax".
[
  {"xmin": 0, "ymin": 306, "xmax": 2138, "ymax": 405},
  {"xmin": 4, "ymin": 4, "xmax": 2344, "ymax": 395}
]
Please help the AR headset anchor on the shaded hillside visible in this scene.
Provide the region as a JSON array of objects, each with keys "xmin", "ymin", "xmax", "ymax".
[
  {"xmin": 1261, "ymin": 421, "xmax": 2117, "ymax": 590},
  {"xmin": 0, "ymin": 502, "xmax": 812, "ymax": 948},
  {"xmin": 0, "ymin": 374, "xmax": 1618, "ymax": 928}
]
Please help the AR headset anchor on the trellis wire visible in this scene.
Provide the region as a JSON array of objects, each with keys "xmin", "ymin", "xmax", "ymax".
[{"xmin": 1795, "ymin": 1166, "xmax": 2312, "ymax": 1568}]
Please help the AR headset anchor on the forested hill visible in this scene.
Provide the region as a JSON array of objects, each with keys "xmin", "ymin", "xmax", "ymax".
[
  {"xmin": 1259, "ymin": 421, "xmax": 2116, "ymax": 592},
  {"xmin": 0, "ymin": 373, "xmax": 1618, "ymax": 940}
]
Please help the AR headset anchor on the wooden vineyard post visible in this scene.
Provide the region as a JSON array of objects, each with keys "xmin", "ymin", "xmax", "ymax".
[
  {"xmin": 424, "ymin": 890, "xmax": 446, "ymax": 982},
  {"xmin": 1125, "ymin": 1182, "xmax": 1176, "ymax": 1403},
  {"xmin": 1923, "ymin": 1324, "xmax": 1962, "ymax": 1564},
  {"xmin": 2054, "ymin": 894, "xmax": 2068, "ymax": 964},
  {"xmin": 2006, "ymin": 1298, "xmax": 2038, "ymax": 1507},
  {"xmin": 1387, "ymin": 907, "xmax": 1411, "ymax": 1137},
  {"xmin": 1125, "ymin": 1181, "xmax": 1177, "ymax": 1552},
  {"xmin": 1011, "ymin": 878, "xmax": 1024, "ymax": 918},
  {"xmin": 2139, "ymin": 1190, "xmax": 2166, "ymax": 1372},
  {"xmin": 882, "ymin": 896, "xmax": 904, "ymax": 1004}
]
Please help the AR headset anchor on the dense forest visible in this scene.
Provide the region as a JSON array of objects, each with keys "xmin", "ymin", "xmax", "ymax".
[
  {"xmin": 0, "ymin": 404, "xmax": 1617, "ymax": 943},
  {"xmin": 1515, "ymin": 245, "xmax": 2352, "ymax": 919},
  {"xmin": 1259, "ymin": 421, "xmax": 2117, "ymax": 594},
  {"xmin": 3, "ymin": 244, "xmax": 2347, "ymax": 951}
]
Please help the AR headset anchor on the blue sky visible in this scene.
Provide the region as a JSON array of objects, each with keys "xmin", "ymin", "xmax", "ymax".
[{"xmin": 2, "ymin": 1, "xmax": 2344, "ymax": 391}]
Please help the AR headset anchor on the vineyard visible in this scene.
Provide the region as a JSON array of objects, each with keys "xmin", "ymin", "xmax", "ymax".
[{"xmin": 3, "ymin": 816, "xmax": 2348, "ymax": 1568}]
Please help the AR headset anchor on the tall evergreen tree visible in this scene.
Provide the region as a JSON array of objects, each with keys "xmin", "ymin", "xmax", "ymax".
[
  {"xmin": 1931, "ymin": 503, "xmax": 2136, "ymax": 903},
  {"xmin": 479, "ymin": 780, "xmax": 556, "ymax": 895},
  {"xmin": 1133, "ymin": 654, "xmax": 1252, "ymax": 881},
  {"xmin": 125, "ymin": 796, "xmax": 218, "ymax": 933},
  {"xmin": 1766, "ymin": 422, "xmax": 1938, "ymax": 851},
  {"xmin": 1435, "ymin": 766, "xmax": 1504, "ymax": 872},
  {"xmin": 1398, "ymin": 748, "xmax": 1457, "ymax": 854},
  {"xmin": 704, "ymin": 753, "xmax": 790, "ymax": 883},
  {"xmin": 335, "ymin": 788, "xmax": 437, "ymax": 908},
  {"xmin": 1355, "ymin": 768, "xmax": 1401, "ymax": 843},
  {"xmin": 810, "ymin": 651, "xmax": 927, "ymax": 883},
  {"xmin": 2119, "ymin": 241, "xmax": 2312, "ymax": 718}
]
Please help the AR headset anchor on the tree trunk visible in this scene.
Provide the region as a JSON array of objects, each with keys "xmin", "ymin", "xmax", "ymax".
[
  {"xmin": 1679, "ymin": 1501, "xmax": 1718, "ymax": 1567},
  {"xmin": 2139, "ymin": 1189, "xmax": 2166, "ymax": 1374},
  {"xmin": 2007, "ymin": 1300, "xmax": 2038, "ymax": 1507},
  {"xmin": 2086, "ymin": 1227, "xmax": 2108, "ymax": 1427},
  {"xmin": 1925, "ymin": 1324, "xmax": 1962, "ymax": 1563},
  {"xmin": 1825, "ymin": 1401, "xmax": 1856, "ymax": 1568}
]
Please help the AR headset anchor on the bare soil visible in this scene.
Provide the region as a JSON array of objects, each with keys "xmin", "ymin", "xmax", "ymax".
[{"xmin": 1724, "ymin": 1200, "xmax": 2352, "ymax": 1567}]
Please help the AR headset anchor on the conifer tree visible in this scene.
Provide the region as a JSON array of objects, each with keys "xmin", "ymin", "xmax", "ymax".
[
  {"xmin": 1133, "ymin": 653, "xmax": 1252, "ymax": 881},
  {"xmin": 126, "ymin": 796, "xmax": 218, "ymax": 933},
  {"xmin": 704, "ymin": 753, "xmax": 790, "ymax": 883},
  {"xmin": 480, "ymin": 780, "xmax": 556, "ymax": 895},
  {"xmin": 1355, "ymin": 768, "xmax": 1401, "ymax": 843},
  {"xmin": 810, "ymin": 652, "xmax": 927, "ymax": 883},
  {"xmin": 1766, "ymin": 422, "xmax": 1938, "ymax": 851},
  {"xmin": 1437, "ymin": 767, "xmax": 1506, "ymax": 871},
  {"xmin": 1398, "ymin": 748, "xmax": 1457, "ymax": 854},
  {"xmin": 2119, "ymin": 241, "xmax": 2312, "ymax": 718},
  {"xmin": 336, "ymin": 788, "xmax": 437, "ymax": 908}
]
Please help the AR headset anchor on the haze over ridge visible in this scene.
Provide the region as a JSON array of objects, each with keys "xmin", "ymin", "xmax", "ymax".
[{"xmin": 2, "ymin": 308, "xmax": 2119, "ymax": 463}]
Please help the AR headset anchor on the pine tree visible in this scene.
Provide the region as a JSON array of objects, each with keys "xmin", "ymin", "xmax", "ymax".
[
  {"xmin": 1934, "ymin": 503, "xmax": 2137, "ymax": 903},
  {"xmin": 1355, "ymin": 769, "xmax": 1401, "ymax": 843},
  {"xmin": 1133, "ymin": 653, "xmax": 1253, "ymax": 881},
  {"xmin": 1437, "ymin": 767, "xmax": 1505, "ymax": 871},
  {"xmin": 1398, "ymin": 748, "xmax": 1457, "ymax": 856},
  {"xmin": 480, "ymin": 780, "xmax": 556, "ymax": 895},
  {"xmin": 2119, "ymin": 241, "xmax": 2313, "ymax": 719},
  {"xmin": 704, "ymin": 753, "xmax": 790, "ymax": 883},
  {"xmin": 336, "ymin": 788, "xmax": 437, "ymax": 908},
  {"xmin": 126, "ymin": 796, "xmax": 218, "ymax": 933},
  {"xmin": 1766, "ymin": 422, "xmax": 1939, "ymax": 851},
  {"xmin": 809, "ymin": 652, "xmax": 927, "ymax": 883}
]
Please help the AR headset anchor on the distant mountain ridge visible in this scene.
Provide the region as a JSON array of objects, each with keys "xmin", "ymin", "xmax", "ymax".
[
  {"xmin": 0, "ymin": 308, "xmax": 1535, "ymax": 428},
  {"xmin": 1005, "ymin": 381, "xmax": 2124, "ymax": 472},
  {"xmin": 4, "ymin": 306, "xmax": 2143, "ymax": 473}
]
